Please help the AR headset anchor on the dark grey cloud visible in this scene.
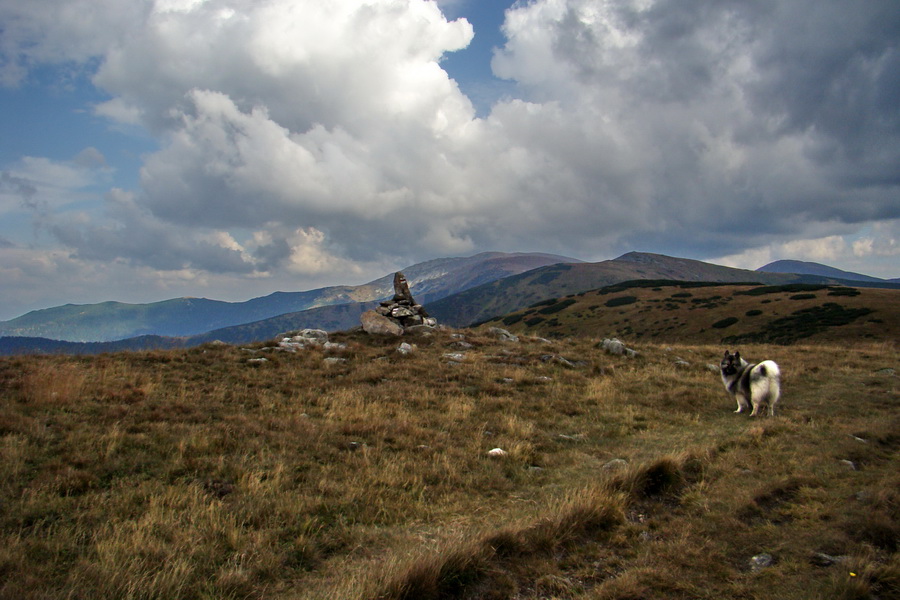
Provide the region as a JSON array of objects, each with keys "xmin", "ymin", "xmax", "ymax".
[{"xmin": 2, "ymin": 0, "xmax": 900, "ymax": 312}]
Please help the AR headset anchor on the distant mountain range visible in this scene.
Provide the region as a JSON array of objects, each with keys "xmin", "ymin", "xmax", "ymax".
[
  {"xmin": 0, "ymin": 252, "xmax": 576, "ymax": 343},
  {"xmin": 758, "ymin": 260, "xmax": 900, "ymax": 284},
  {"xmin": 2, "ymin": 251, "xmax": 897, "ymax": 355}
]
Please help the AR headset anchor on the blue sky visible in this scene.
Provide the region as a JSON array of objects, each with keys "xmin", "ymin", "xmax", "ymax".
[{"xmin": 1, "ymin": 0, "xmax": 899, "ymax": 321}]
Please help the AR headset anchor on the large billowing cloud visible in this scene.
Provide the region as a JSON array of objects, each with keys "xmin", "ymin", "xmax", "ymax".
[{"xmin": 1, "ymin": 0, "xmax": 899, "ymax": 318}]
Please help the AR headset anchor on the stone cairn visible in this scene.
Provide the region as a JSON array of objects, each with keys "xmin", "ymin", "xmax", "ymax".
[{"xmin": 360, "ymin": 272, "xmax": 437, "ymax": 335}]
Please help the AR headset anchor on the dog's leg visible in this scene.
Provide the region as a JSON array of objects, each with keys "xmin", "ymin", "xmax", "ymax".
[
  {"xmin": 749, "ymin": 400, "xmax": 760, "ymax": 417},
  {"xmin": 734, "ymin": 394, "xmax": 749, "ymax": 413}
]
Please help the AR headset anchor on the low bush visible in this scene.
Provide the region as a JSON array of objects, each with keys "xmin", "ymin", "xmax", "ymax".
[
  {"xmin": 712, "ymin": 317, "xmax": 739, "ymax": 328},
  {"xmin": 605, "ymin": 296, "xmax": 638, "ymax": 308}
]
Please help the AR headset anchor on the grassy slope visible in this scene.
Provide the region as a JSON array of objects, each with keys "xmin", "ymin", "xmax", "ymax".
[
  {"xmin": 484, "ymin": 282, "xmax": 900, "ymax": 346},
  {"xmin": 0, "ymin": 328, "xmax": 897, "ymax": 599},
  {"xmin": 426, "ymin": 255, "xmax": 802, "ymax": 328}
]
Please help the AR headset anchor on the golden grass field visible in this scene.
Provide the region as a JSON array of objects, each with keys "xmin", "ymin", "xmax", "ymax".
[{"xmin": 0, "ymin": 328, "xmax": 897, "ymax": 599}]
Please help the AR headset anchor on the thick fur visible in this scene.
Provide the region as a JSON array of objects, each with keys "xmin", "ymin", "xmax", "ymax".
[{"xmin": 720, "ymin": 350, "xmax": 781, "ymax": 416}]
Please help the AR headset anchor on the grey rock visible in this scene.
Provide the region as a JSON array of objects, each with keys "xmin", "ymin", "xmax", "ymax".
[
  {"xmin": 392, "ymin": 271, "xmax": 415, "ymax": 304},
  {"xmin": 541, "ymin": 354, "xmax": 576, "ymax": 368},
  {"xmin": 749, "ymin": 553, "xmax": 774, "ymax": 572},
  {"xmin": 488, "ymin": 327, "xmax": 519, "ymax": 342},
  {"xmin": 391, "ymin": 306, "xmax": 417, "ymax": 319},
  {"xmin": 397, "ymin": 342, "xmax": 416, "ymax": 355},
  {"xmin": 810, "ymin": 552, "xmax": 847, "ymax": 567},
  {"xmin": 599, "ymin": 338, "xmax": 638, "ymax": 358},
  {"xmin": 360, "ymin": 310, "xmax": 405, "ymax": 336},
  {"xmin": 602, "ymin": 458, "xmax": 628, "ymax": 471}
]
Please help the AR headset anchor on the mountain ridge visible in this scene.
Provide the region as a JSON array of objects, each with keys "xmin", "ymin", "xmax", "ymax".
[
  {"xmin": 0, "ymin": 252, "xmax": 576, "ymax": 342},
  {"xmin": 757, "ymin": 259, "xmax": 896, "ymax": 283},
  {"xmin": 6, "ymin": 251, "xmax": 899, "ymax": 355}
]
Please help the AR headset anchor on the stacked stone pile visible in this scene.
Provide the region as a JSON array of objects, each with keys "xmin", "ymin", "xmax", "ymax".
[{"xmin": 360, "ymin": 272, "xmax": 437, "ymax": 336}]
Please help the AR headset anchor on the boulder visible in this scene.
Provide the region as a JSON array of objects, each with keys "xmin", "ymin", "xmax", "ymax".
[
  {"xmin": 488, "ymin": 327, "xmax": 519, "ymax": 342},
  {"xmin": 360, "ymin": 310, "xmax": 405, "ymax": 336},
  {"xmin": 599, "ymin": 337, "xmax": 638, "ymax": 358}
]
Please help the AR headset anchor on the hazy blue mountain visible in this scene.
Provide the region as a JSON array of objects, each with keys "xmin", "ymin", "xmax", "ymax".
[
  {"xmin": 757, "ymin": 260, "xmax": 890, "ymax": 283},
  {"xmin": 0, "ymin": 252, "xmax": 577, "ymax": 342}
]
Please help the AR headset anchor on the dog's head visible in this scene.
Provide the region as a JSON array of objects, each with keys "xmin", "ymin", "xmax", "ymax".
[{"xmin": 721, "ymin": 350, "xmax": 745, "ymax": 376}]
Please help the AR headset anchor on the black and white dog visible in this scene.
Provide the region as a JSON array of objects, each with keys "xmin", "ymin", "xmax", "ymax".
[{"xmin": 720, "ymin": 350, "xmax": 781, "ymax": 416}]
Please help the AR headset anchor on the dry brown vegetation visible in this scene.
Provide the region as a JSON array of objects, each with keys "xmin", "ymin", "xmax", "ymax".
[
  {"xmin": 0, "ymin": 329, "xmax": 897, "ymax": 599},
  {"xmin": 486, "ymin": 282, "xmax": 900, "ymax": 345}
]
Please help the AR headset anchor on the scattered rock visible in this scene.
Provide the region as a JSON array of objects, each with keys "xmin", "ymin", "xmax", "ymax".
[
  {"xmin": 324, "ymin": 357, "xmax": 348, "ymax": 365},
  {"xmin": 749, "ymin": 553, "xmax": 774, "ymax": 572},
  {"xmin": 487, "ymin": 448, "xmax": 507, "ymax": 457},
  {"xmin": 840, "ymin": 459, "xmax": 858, "ymax": 471},
  {"xmin": 247, "ymin": 357, "xmax": 268, "ymax": 364},
  {"xmin": 810, "ymin": 552, "xmax": 848, "ymax": 567},
  {"xmin": 449, "ymin": 340, "xmax": 474, "ymax": 350},
  {"xmin": 598, "ymin": 338, "xmax": 638, "ymax": 358},
  {"xmin": 397, "ymin": 342, "xmax": 416, "ymax": 355},
  {"xmin": 443, "ymin": 352, "xmax": 466, "ymax": 362},
  {"xmin": 706, "ymin": 363, "xmax": 720, "ymax": 373},
  {"xmin": 488, "ymin": 327, "xmax": 519, "ymax": 343},
  {"xmin": 602, "ymin": 458, "xmax": 628, "ymax": 471},
  {"xmin": 875, "ymin": 368, "xmax": 896, "ymax": 376},
  {"xmin": 276, "ymin": 328, "xmax": 331, "ymax": 351},
  {"xmin": 323, "ymin": 341, "xmax": 347, "ymax": 352},
  {"xmin": 674, "ymin": 360, "xmax": 691, "ymax": 367},
  {"xmin": 541, "ymin": 354, "xmax": 577, "ymax": 368}
]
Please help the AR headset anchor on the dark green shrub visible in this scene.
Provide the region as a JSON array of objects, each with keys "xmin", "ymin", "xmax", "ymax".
[
  {"xmin": 790, "ymin": 293, "xmax": 817, "ymax": 300},
  {"xmin": 827, "ymin": 287, "xmax": 860, "ymax": 297},
  {"xmin": 538, "ymin": 298, "xmax": 577, "ymax": 315},
  {"xmin": 745, "ymin": 309, "xmax": 763, "ymax": 317},
  {"xmin": 502, "ymin": 314, "xmax": 524, "ymax": 326},
  {"xmin": 736, "ymin": 284, "xmax": 827, "ymax": 296},
  {"xmin": 605, "ymin": 296, "xmax": 638, "ymax": 308},
  {"xmin": 712, "ymin": 317, "xmax": 739, "ymax": 329}
]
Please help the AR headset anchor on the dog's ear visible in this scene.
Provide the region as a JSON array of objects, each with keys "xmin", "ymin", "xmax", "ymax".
[
  {"xmin": 734, "ymin": 351, "xmax": 741, "ymax": 361},
  {"xmin": 723, "ymin": 350, "xmax": 731, "ymax": 357}
]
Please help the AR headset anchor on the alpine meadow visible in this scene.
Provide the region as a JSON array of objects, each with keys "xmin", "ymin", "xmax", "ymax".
[{"xmin": 1, "ymin": 299, "xmax": 898, "ymax": 598}]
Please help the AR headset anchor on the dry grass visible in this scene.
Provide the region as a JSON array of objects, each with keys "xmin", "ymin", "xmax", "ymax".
[{"xmin": 0, "ymin": 332, "xmax": 897, "ymax": 599}]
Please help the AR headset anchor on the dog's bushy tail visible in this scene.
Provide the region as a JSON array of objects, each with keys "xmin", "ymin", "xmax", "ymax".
[{"xmin": 751, "ymin": 360, "xmax": 781, "ymax": 405}]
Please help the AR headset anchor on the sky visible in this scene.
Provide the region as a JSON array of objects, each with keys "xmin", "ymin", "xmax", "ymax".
[{"xmin": 1, "ymin": 0, "xmax": 899, "ymax": 321}]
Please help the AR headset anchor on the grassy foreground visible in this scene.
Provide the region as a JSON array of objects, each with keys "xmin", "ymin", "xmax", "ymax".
[{"xmin": 0, "ymin": 330, "xmax": 897, "ymax": 599}]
